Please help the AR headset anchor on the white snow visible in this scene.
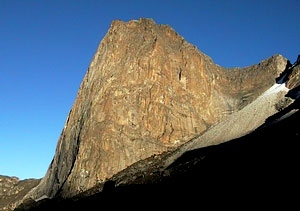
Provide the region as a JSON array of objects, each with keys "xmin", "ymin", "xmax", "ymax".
[{"xmin": 262, "ymin": 83, "xmax": 289, "ymax": 96}]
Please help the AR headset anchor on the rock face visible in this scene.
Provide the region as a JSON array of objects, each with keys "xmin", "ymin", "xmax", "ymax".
[
  {"xmin": 20, "ymin": 18, "xmax": 292, "ymax": 203},
  {"xmin": 0, "ymin": 176, "xmax": 40, "ymax": 211}
]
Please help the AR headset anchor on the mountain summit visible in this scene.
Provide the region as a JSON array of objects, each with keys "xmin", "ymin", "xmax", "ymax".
[{"xmin": 3, "ymin": 18, "xmax": 299, "ymax": 210}]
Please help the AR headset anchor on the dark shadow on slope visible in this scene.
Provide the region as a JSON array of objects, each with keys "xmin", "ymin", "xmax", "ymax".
[
  {"xmin": 266, "ymin": 84, "xmax": 300, "ymax": 123},
  {"xmin": 16, "ymin": 109, "xmax": 300, "ymax": 210},
  {"xmin": 286, "ymin": 84, "xmax": 300, "ymax": 99}
]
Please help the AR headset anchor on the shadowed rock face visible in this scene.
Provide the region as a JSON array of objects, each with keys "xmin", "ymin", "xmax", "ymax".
[{"xmin": 15, "ymin": 18, "xmax": 292, "ymax": 206}]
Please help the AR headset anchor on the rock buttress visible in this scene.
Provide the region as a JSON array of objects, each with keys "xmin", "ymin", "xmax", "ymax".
[{"xmin": 22, "ymin": 18, "xmax": 287, "ymax": 200}]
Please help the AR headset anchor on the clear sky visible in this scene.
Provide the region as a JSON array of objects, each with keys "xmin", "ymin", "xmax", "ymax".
[{"xmin": 1, "ymin": 0, "xmax": 299, "ymax": 180}]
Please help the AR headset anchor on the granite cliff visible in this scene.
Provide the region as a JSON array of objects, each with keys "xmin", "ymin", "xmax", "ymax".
[{"xmin": 2, "ymin": 18, "xmax": 299, "ymax": 210}]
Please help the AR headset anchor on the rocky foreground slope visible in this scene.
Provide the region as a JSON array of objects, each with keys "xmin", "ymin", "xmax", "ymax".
[
  {"xmin": 0, "ymin": 176, "xmax": 40, "ymax": 211},
  {"xmin": 1, "ymin": 18, "xmax": 299, "ymax": 210}
]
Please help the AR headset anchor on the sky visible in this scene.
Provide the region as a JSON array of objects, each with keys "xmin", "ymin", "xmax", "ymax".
[{"xmin": 1, "ymin": 0, "xmax": 299, "ymax": 180}]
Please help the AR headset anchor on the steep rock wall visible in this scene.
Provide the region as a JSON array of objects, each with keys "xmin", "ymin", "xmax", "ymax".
[{"xmin": 23, "ymin": 18, "xmax": 287, "ymax": 200}]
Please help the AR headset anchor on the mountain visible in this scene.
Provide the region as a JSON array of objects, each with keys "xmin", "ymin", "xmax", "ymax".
[{"xmin": 2, "ymin": 18, "xmax": 299, "ymax": 210}]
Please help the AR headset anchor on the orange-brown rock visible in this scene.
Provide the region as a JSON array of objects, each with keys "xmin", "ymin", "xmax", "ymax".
[{"xmin": 22, "ymin": 18, "xmax": 288, "ymax": 201}]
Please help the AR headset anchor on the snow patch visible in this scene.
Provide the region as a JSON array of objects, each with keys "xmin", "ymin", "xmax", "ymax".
[{"xmin": 262, "ymin": 83, "xmax": 289, "ymax": 96}]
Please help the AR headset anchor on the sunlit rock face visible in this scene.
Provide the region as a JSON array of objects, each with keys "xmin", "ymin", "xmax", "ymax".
[
  {"xmin": 0, "ymin": 175, "xmax": 40, "ymax": 211},
  {"xmin": 24, "ymin": 18, "xmax": 287, "ymax": 200}
]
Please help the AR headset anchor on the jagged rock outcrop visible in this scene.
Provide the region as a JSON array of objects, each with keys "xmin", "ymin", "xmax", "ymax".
[
  {"xmin": 2, "ymin": 18, "xmax": 296, "ymax": 210},
  {"xmin": 19, "ymin": 18, "xmax": 290, "ymax": 203},
  {"xmin": 0, "ymin": 176, "xmax": 40, "ymax": 211},
  {"xmin": 286, "ymin": 65, "xmax": 300, "ymax": 89}
]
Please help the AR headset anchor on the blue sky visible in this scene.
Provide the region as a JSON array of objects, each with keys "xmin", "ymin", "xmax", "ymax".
[{"xmin": 1, "ymin": 0, "xmax": 299, "ymax": 180}]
